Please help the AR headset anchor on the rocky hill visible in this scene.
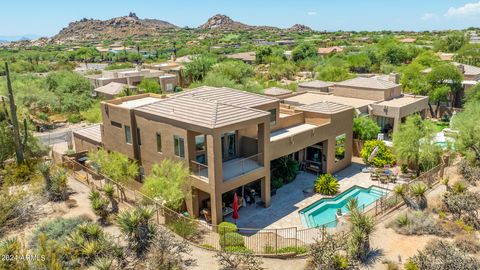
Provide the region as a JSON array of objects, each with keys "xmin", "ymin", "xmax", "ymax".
[
  {"xmin": 52, "ymin": 13, "xmax": 178, "ymax": 43},
  {"xmin": 199, "ymin": 14, "xmax": 278, "ymax": 31},
  {"xmin": 287, "ymin": 24, "xmax": 313, "ymax": 32}
]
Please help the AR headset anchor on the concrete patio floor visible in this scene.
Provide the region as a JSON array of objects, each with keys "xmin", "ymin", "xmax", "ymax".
[{"xmin": 225, "ymin": 159, "xmax": 399, "ymax": 230}]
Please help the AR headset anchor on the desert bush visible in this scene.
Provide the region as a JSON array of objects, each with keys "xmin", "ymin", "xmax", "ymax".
[
  {"xmin": 167, "ymin": 217, "xmax": 198, "ymax": 240},
  {"xmin": 117, "ymin": 206, "xmax": 157, "ymax": 256},
  {"xmin": 29, "ymin": 216, "xmax": 90, "ymax": 249},
  {"xmin": 360, "ymin": 140, "xmax": 395, "ymax": 167},
  {"xmin": 264, "ymin": 245, "xmax": 308, "ymax": 255},
  {"xmin": 353, "ymin": 117, "xmax": 381, "ymax": 141},
  {"xmin": 270, "ymin": 156, "xmax": 299, "ymax": 189},
  {"xmin": 458, "ymin": 160, "xmax": 480, "ymax": 185},
  {"xmin": 454, "ymin": 235, "xmax": 480, "ymax": 254},
  {"xmin": 219, "ymin": 232, "xmax": 245, "ymax": 248},
  {"xmin": 218, "ymin": 222, "xmax": 238, "ymax": 235},
  {"xmin": 442, "ymin": 190, "xmax": 480, "ymax": 229},
  {"xmin": 389, "ymin": 211, "xmax": 448, "ymax": 236},
  {"xmin": 314, "ymin": 174, "xmax": 339, "ymax": 195},
  {"xmin": 89, "ymin": 190, "xmax": 110, "ymax": 225}
]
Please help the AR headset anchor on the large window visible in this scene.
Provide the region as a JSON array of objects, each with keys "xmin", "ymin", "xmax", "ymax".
[
  {"xmin": 124, "ymin": 125, "xmax": 132, "ymax": 144},
  {"xmin": 174, "ymin": 135, "xmax": 185, "ymax": 158},
  {"xmin": 335, "ymin": 134, "xmax": 346, "ymax": 163},
  {"xmin": 195, "ymin": 135, "xmax": 205, "ymax": 151},
  {"xmin": 268, "ymin": 109, "xmax": 277, "ymax": 125},
  {"xmin": 221, "ymin": 131, "xmax": 236, "ymax": 160},
  {"xmin": 156, "ymin": 133, "xmax": 162, "ymax": 153}
]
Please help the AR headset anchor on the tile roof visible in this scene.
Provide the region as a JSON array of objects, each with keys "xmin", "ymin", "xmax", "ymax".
[
  {"xmin": 295, "ymin": 101, "xmax": 353, "ymax": 114},
  {"xmin": 455, "ymin": 62, "xmax": 480, "ymax": 76},
  {"xmin": 298, "ymin": 80, "xmax": 335, "ymax": 89},
  {"xmin": 178, "ymin": 86, "xmax": 279, "ymax": 108},
  {"xmin": 335, "ymin": 77, "xmax": 399, "ymax": 90},
  {"xmin": 94, "ymin": 82, "xmax": 127, "ymax": 96},
  {"xmin": 226, "ymin": 52, "xmax": 256, "ymax": 62},
  {"xmin": 73, "ymin": 124, "xmax": 102, "ymax": 144},
  {"xmin": 135, "ymin": 95, "xmax": 269, "ymax": 129}
]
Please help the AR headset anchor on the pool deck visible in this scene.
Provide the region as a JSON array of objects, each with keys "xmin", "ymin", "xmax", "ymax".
[{"xmin": 225, "ymin": 159, "xmax": 399, "ymax": 230}]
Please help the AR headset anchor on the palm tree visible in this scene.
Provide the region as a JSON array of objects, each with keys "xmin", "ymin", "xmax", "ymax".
[
  {"xmin": 410, "ymin": 183, "xmax": 428, "ymax": 210},
  {"xmin": 116, "ymin": 206, "xmax": 157, "ymax": 257},
  {"xmin": 103, "ymin": 183, "xmax": 118, "ymax": 214}
]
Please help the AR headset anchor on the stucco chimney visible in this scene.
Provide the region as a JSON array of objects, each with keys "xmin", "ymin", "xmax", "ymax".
[{"xmin": 388, "ymin": 72, "xmax": 400, "ymax": 84}]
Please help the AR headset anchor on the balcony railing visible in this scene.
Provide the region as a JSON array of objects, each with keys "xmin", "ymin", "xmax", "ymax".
[
  {"xmin": 190, "ymin": 160, "xmax": 208, "ymax": 181},
  {"xmin": 223, "ymin": 153, "xmax": 263, "ymax": 181}
]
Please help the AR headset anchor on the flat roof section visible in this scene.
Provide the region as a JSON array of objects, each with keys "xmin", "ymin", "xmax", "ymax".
[
  {"xmin": 375, "ymin": 95, "xmax": 428, "ymax": 108},
  {"xmin": 298, "ymin": 80, "xmax": 334, "ymax": 89},
  {"xmin": 270, "ymin": 123, "xmax": 317, "ymax": 142},
  {"xmin": 118, "ymin": 97, "xmax": 162, "ymax": 109},
  {"xmin": 335, "ymin": 77, "xmax": 399, "ymax": 90},
  {"xmin": 296, "ymin": 101, "xmax": 353, "ymax": 114},
  {"xmin": 284, "ymin": 92, "xmax": 373, "ymax": 109},
  {"xmin": 179, "ymin": 86, "xmax": 279, "ymax": 108},
  {"xmin": 73, "ymin": 124, "xmax": 102, "ymax": 144}
]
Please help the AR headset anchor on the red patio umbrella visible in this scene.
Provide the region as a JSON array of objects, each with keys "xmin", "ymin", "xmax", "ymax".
[{"xmin": 232, "ymin": 193, "xmax": 239, "ymax": 223}]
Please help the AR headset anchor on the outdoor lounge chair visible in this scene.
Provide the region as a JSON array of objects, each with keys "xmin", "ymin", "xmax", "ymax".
[{"xmin": 370, "ymin": 173, "xmax": 379, "ymax": 181}]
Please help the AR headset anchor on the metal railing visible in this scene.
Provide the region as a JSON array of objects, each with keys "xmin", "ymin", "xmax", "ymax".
[
  {"xmin": 62, "ymin": 157, "xmax": 444, "ymax": 257},
  {"xmin": 223, "ymin": 153, "xmax": 263, "ymax": 181},
  {"xmin": 190, "ymin": 160, "xmax": 209, "ymax": 181}
]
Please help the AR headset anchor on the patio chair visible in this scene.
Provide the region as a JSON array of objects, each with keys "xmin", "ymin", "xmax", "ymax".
[
  {"xmin": 370, "ymin": 173, "xmax": 379, "ymax": 181},
  {"xmin": 389, "ymin": 174, "xmax": 397, "ymax": 183},
  {"xmin": 379, "ymin": 175, "xmax": 388, "ymax": 184}
]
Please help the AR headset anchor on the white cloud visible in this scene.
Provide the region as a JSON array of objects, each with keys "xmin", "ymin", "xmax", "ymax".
[
  {"xmin": 421, "ymin": 13, "xmax": 437, "ymax": 20},
  {"xmin": 307, "ymin": 11, "xmax": 317, "ymax": 16},
  {"xmin": 445, "ymin": 1, "xmax": 480, "ymax": 17}
]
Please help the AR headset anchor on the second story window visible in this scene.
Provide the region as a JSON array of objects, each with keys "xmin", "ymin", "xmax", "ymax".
[
  {"xmin": 174, "ymin": 135, "xmax": 185, "ymax": 158},
  {"xmin": 124, "ymin": 125, "xmax": 132, "ymax": 144},
  {"xmin": 111, "ymin": 121, "xmax": 122, "ymax": 128},
  {"xmin": 268, "ymin": 109, "xmax": 277, "ymax": 125},
  {"xmin": 195, "ymin": 135, "xmax": 205, "ymax": 151},
  {"xmin": 156, "ymin": 133, "xmax": 162, "ymax": 153}
]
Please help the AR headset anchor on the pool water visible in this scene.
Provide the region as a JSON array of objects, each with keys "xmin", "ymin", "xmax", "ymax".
[{"xmin": 299, "ymin": 186, "xmax": 388, "ymax": 228}]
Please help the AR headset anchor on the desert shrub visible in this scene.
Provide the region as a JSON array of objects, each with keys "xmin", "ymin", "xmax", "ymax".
[
  {"xmin": 89, "ymin": 190, "xmax": 110, "ymax": 225},
  {"xmin": 360, "ymin": 140, "xmax": 395, "ymax": 167},
  {"xmin": 2, "ymin": 162, "xmax": 38, "ymax": 185},
  {"xmin": 218, "ymin": 222, "xmax": 238, "ymax": 235},
  {"xmin": 29, "ymin": 216, "xmax": 90, "ymax": 249},
  {"xmin": 353, "ymin": 117, "xmax": 381, "ymax": 141},
  {"xmin": 167, "ymin": 218, "xmax": 198, "ymax": 240},
  {"xmin": 264, "ymin": 245, "xmax": 308, "ymax": 254},
  {"xmin": 219, "ymin": 232, "xmax": 245, "ymax": 248},
  {"xmin": 0, "ymin": 238, "xmax": 28, "ymax": 269},
  {"xmin": 386, "ymin": 261, "xmax": 400, "ymax": 270},
  {"xmin": 442, "ymin": 190, "xmax": 480, "ymax": 229},
  {"xmin": 389, "ymin": 211, "xmax": 448, "ymax": 236},
  {"xmin": 314, "ymin": 174, "xmax": 339, "ymax": 195},
  {"xmin": 408, "ymin": 240, "xmax": 479, "ymax": 270},
  {"xmin": 224, "ymin": 246, "xmax": 252, "ymax": 253},
  {"xmin": 0, "ymin": 189, "xmax": 31, "ymax": 236},
  {"xmin": 454, "ymin": 235, "xmax": 480, "ymax": 254},
  {"xmin": 458, "ymin": 160, "xmax": 480, "ymax": 185},
  {"xmin": 67, "ymin": 114, "xmax": 82, "ymax": 123}
]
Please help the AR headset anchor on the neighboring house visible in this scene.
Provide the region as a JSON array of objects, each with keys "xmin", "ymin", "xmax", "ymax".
[
  {"xmin": 437, "ymin": 52, "xmax": 455, "ymax": 61},
  {"xmin": 298, "ymin": 80, "xmax": 335, "ymax": 93},
  {"xmin": 263, "ymin": 87, "xmax": 294, "ymax": 99},
  {"xmin": 74, "ymin": 86, "xmax": 354, "ymax": 225},
  {"xmin": 94, "ymin": 82, "xmax": 129, "ymax": 100},
  {"xmin": 86, "ymin": 66, "xmax": 179, "ymax": 94},
  {"xmin": 317, "ymin": 46, "xmax": 344, "ymax": 56},
  {"xmin": 226, "ymin": 52, "xmax": 256, "ymax": 64},
  {"xmin": 286, "ymin": 75, "xmax": 428, "ymax": 134}
]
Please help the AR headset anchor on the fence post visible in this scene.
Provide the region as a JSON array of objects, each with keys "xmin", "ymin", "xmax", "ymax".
[{"xmin": 275, "ymin": 228, "xmax": 278, "ymax": 255}]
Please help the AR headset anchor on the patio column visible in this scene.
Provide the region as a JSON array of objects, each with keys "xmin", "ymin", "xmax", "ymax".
[
  {"xmin": 206, "ymin": 132, "xmax": 224, "ymax": 225},
  {"xmin": 185, "ymin": 188, "xmax": 199, "ymax": 218},
  {"xmin": 393, "ymin": 117, "xmax": 401, "ymax": 133},
  {"xmin": 257, "ymin": 121, "xmax": 271, "ymax": 208}
]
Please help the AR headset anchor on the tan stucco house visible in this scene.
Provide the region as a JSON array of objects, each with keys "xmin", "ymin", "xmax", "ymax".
[{"xmin": 73, "ymin": 86, "xmax": 354, "ymax": 225}]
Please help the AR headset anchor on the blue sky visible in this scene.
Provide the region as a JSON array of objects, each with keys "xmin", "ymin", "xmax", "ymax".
[{"xmin": 2, "ymin": 0, "xmax": 480, "ymax": 37}]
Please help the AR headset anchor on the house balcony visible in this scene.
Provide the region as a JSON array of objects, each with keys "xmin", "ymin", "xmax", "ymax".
[{"xmin": 190, "ymin": 153, "xmax": 264, "ymax": 183}]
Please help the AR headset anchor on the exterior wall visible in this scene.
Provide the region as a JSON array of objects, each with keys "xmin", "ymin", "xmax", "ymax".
[
  {"xmin": 101, "ymin": 102, "xmax": 137, "ymax": 160},
  {"xmin": 333, "ymin": 86, "xmax": 388, "ymax": 101},
  {"xmin": 270, "ymin": 109, "xmax": 354, "ymax": 174},
  {"xmin": 159, "ymin": 76, "xmax": 178, "ymax": 93},
  {"xmin": 73, "ymin": 136, "xmax": 101, "ymax": 153},
  {"xmin": 297, "ymin": 86, "xmax": 332, "ymax": 93}
]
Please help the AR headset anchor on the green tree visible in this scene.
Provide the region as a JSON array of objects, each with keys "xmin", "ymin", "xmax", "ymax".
[
  {"xmin": 347, "ymin": 53, "xmax": 371, "ymax": 73},
  {"xmin": 400, "ymin": 62, "xmax": 428, "ymax": 95},
  {"xmin": 209, "ymin": 60, "xmax": 254, "ymax": 83},
  {"xmin": 137, "ymin": 78, "xmax": 160, "ymax": 94},
  {"xmin": 348, "ymin": 201, "xmax": 375, "ymax": 262},
  {"xmin": 353, "ymin": 117, "xmax": 381, "ymax": 140},
  {"xmin": 74, "ymin": 47, "xmax": 99, "ymax": 68},
  {"xmin": 256, "ymin": 46, "xmax": 272, "ymax": 64},
  {"xmin": 183, "ymin": 54, "xmax": 217, "ymax": 82},
  {"xmin": 464, "ymin": 83, "xmax": 480, "ymax": 103},
  {"xmin": 315, "ymin": 66, "xmax": 353, "ymax": 82},
  {"xmin": 435, "ymin": 32, "xmax": 467, "ymax": 53},
  {"xmin": 141, "ymin": 159, "xmax": 191, "ymax": 210},
  {"xmin": 292, "ymin": 43, "xmax": 317, "ymax": 62},
  {"xmin": 88, "ymin": 149, "xmax": 139, "ymax": 184},
  {"xmin": 451, "ymin": 101, "xmax": 480, "ymax": 162},
  {"xmin": 393, "ymin": 115, "xmax": 440, "ymax": 174},
  {"xmin": 426, "ymin": 63, "xmax": 463, "ymax": 113}
]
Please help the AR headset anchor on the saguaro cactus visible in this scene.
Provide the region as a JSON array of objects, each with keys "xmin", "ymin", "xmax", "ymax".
[{"xmin": 5, "ymin": 62, "xmax": 27, "ymax": 164}]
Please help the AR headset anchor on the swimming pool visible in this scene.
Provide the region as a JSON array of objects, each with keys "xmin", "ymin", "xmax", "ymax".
[{"xmin": 299, "ymin": 186, "xmax": 388, "ymax": 228}]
